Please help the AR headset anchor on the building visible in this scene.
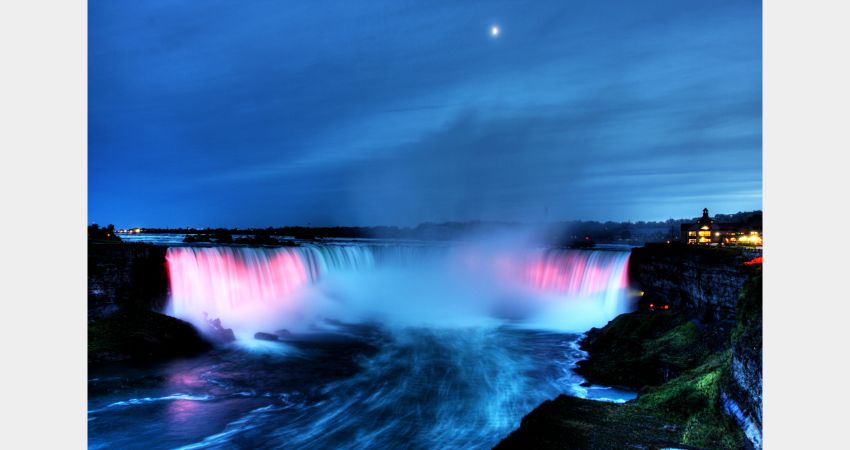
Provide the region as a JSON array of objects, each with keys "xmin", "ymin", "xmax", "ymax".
[{"xmin": 681, "ymin": 208, "xmax": 762, "ymax": 246}]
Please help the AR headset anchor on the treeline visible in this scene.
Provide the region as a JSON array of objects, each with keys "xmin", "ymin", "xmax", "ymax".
[
  {"xmin": 88, "ymin": 224, "xmax": 122, "ymax": 242},
  {"xmin": 711, "ymin": 210, "xmax": 762, "ymax": 228},
  {"xmin": 110, "ymin": 210, "xmax": 762, "ymax": 246},
  {"xmin": 142, "ymin": 222, "xmax": 525, "ymax": 242}
]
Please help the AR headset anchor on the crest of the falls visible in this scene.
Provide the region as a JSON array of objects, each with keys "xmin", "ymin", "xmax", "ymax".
[{"xmin": 165, "ymin": 243, "xmax": 632, "ymax": 336}]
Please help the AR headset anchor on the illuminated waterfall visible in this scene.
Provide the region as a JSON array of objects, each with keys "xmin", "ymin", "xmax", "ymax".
[{"xmin": 166, "ymin": 244, "xmax": 632, "ymax": 336}]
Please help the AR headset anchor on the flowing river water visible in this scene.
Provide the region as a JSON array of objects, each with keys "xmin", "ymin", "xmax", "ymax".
[{"xmin": 89, "ymin": 242, "xmax": 636, "ymax": 449}]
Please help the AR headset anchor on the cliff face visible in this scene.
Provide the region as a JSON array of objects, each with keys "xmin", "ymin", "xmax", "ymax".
[
  {"xmin": 88, "ymin": 242, "xmax": 169, "ymax": 318},
  {"xmin": 628, "ymin": 244, "xmax": 763, "ymax": 449},
  {"xmin": 725, "ymin": 269, "xmax": 763, "ymax": 448},
  {"xmin": 629, "ymin": 244, "xmax": 752, "ymax": 320},
  {"xmin": 500, "ymin": 246, "xmax": 764, "ymax": 449},
  {"xmin": 88, "ymin": 242, "xmax": 213, "ymax": 366}
]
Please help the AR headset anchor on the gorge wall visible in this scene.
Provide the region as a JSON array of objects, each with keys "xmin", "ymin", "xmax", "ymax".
[
  {"xmin": 88, "ymin": 242, "xmax": 211, "ymax": 365},
  {"xmin": 627, "ymin": 243, "xmax": 762, "ymax": 448},
  {"xmin": 629, "ymin": 243, "xmax": 754, "ymax": 320},
  {"xmin": 88, "ymin": 242, "xmax": 170, "ymax": 317},
  {"xmin": 726, "ymin": 270, "xmax": 763, "ymax": 448}
]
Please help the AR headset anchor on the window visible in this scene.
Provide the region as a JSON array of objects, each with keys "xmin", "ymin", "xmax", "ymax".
[{"xmin": 688, "ymin": 231, "xmax": 696, "ymax": 236}]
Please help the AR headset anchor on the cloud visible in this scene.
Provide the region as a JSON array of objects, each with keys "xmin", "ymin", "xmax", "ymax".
[{"xmin": 88, "ymin": 0, "xmax": 761, "ymax": 227}]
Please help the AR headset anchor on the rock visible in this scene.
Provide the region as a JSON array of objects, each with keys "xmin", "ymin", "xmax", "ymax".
[
  {"xmin": 630, "ymin": 244, "xmax": 752, "ymax": 320},
  {"xmin": 275, "ymin": 329, "xmax": 293, "ymax": 338},
  {"xmin": 88, "ymin": 242, "xmax": 170, "ymax": 313},
  {"xmin": 727, "ymin": 268, "xmax": 763, "ymax": 448},
  {"xmin": 575, "ymin": 308, "xmax": 734, "ymax": 390},
  {"xmin": 89, "ymin": 308, "xmax": 212, "ymax": 366},
  {"xmin": 254, "ymin": 332, "xmax": 279, "ymax": 341},
  {"xmin": 498, "ymin": 247, "xmax": 762, "ymax": 450},
  {"xmin": 206, "ymin": 317, "xmax": 236, "ymax": 343}
]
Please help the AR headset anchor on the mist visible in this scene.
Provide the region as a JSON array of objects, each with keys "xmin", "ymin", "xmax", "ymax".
[{"xmin": 166, "ymin": 236, "xmax": 633, "ymax": 339}]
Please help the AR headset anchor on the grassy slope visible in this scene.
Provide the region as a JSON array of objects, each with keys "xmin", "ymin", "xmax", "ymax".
[{"xmin": 498, "ymin": 267, "xmax": 763, "ymax": 449}]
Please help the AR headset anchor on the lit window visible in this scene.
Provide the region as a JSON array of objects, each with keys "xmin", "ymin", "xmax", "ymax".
[{"xmin": 688, "ymin": 231, "xmax": 696, "ymax": 236}]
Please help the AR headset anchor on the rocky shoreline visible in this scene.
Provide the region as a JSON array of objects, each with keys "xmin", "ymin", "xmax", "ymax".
[{"xmin": 496, "ymin": 245, "xmax": 762, "ymax": 449}]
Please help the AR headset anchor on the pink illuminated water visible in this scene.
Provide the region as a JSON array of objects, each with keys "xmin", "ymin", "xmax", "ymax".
[
  {"xmin": 167, "ymin": 247, "xmax": 311, "ymax": 327},
  {"xmin": 165, "ymin": 244, "xmax": 632, "ymax": 336},
  {"xmin": 523, "ymin": 250, "xmax": 630, "ymax": 296}
]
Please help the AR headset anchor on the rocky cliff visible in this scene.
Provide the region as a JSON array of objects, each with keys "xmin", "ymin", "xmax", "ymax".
[
  {"xmin": 88, "ymin": 242, "xmax": 211, "ymax": 366},
  {"xmin": 630, "ymin": 244, "xmax": 763, "ymax": 448},
  {"xmin": 88, "ymin": 241, "xmax": 169, "ymax": 318},
  {"xmin": 629, "ymin": 243, "xmax": 753, "ymax": 320},
  {"xmin": 498, "ymin": 245, "xmax": 763, "ymax": 449},
  {"xmin": 724, "ymin": 269, "xmax": 763, "ymax": 448}
]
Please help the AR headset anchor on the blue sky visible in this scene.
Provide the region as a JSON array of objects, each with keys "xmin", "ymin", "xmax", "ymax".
[{"xmin": 89, "ymin": 0, "xmax": 761, "ymax": 227}]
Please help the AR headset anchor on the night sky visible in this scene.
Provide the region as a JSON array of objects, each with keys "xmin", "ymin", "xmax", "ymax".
[{"xmin": 89, "ymin": 0, "xmax": 761, "ymax": 228}]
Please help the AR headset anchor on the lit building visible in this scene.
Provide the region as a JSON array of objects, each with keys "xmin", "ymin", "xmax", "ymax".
[{"xmin": 681, "ymin": 208, "xmax": 762, "ymax": 246}]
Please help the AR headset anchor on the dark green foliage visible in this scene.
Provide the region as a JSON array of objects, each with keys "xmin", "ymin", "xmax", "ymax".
[
  {"xmin": 575, "ymin": 311, "xmax": 730, "ymax": 388},
  {"xmin": 637, "ymin": 352, "xmax": 745, "ymax": 449},
  {"xmin": 497, "ymin": 251, "xmax": 762, "ymax": 449},
  {"xmin": 575, "ymin": 311, "xmax": 681, "ymax": 388},
  {"xmin": 506, "ymin": 315, "xmax": 748, "ymax": 449},
  {"xmin": 88, "ymin": 223, "xmax": 122, "ymax": 242},
  {"xmin": 733, "ymin": 268, "xmax": 762, "ymax": 352},
  {"xmin": 496, "ymin": 395, "xmax": 684, "ymax": 450}
]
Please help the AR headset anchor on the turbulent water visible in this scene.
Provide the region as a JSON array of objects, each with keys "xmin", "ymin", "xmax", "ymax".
[
  {"xmin": 89, "ymin": 242, "xmax": 636, "ymax": 449},
  {"xmin": 165, "ymin": 243, "xmax": 632, "ymax": 336}
]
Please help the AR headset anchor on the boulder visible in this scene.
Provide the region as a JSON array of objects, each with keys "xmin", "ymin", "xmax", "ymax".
[
  {"xmin": 254, "ymin": 332, "xmax": 279, "ymax": 341},
  {"xmin": 275, "ymin": 329, "xmax": 293, "ymax": 339},
  {"xmin": 89, "ymin": 308, "xmax": 212, "ymax": 366},
  {"xmin": 206, "ymin": 317, "xmax": 236, "ymax": 343}
]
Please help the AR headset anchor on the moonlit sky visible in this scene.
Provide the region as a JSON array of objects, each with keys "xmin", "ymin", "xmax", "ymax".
[{"xmin": 89, "ymin": 0, "xmax": 761, "ymax": 228}]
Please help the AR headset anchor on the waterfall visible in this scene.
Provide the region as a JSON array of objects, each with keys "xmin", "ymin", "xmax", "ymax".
[{"xmin": 165, "ymin": 244, "xmax": 632, "ymax": 336}]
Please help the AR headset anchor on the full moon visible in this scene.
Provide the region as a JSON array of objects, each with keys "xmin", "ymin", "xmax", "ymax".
[{"xmin": 490, "ymin": 25, "xmax": 500, "ymax": 37}]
